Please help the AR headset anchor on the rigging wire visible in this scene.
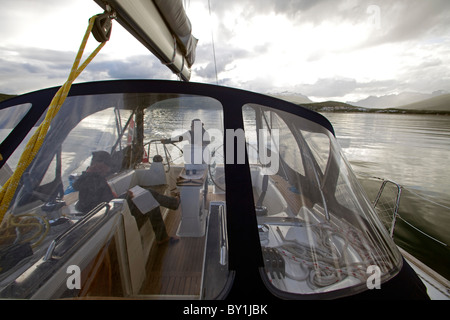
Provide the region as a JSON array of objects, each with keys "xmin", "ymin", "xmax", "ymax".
[{"xmin": 208, "ymin": 0, "xmax": 219, "ymax": 85}]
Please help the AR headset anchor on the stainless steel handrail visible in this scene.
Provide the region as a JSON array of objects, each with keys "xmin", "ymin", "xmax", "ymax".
[
  {"xmin": 373, "ymin": 179, "xmax": 402, "ymax": 237},
  {"xmin": 219, "ymin": 203, "xmax": 228, "ymax": 266},
  {"xmin": 43, "ymin": 203, "xmax": 111, "ymax": 261}
]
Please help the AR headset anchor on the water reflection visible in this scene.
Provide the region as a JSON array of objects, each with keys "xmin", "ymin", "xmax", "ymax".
[
  {"xmin": 325, "ymin": 113, "xmax": 450, "ymax": 198},
  {"xmin": 323, "ymin": 112, "xmax": 450, "ymax": 279}
]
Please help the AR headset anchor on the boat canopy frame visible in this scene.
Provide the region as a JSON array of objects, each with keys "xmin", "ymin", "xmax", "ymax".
[{"xmin": 0, "ymin": 80, "xmax": 429, "ymax": 300}]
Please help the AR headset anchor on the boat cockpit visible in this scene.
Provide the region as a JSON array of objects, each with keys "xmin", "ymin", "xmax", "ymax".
[{"xmin": 0, "ymin": 80, "xmax": 428, "ymax": 299}]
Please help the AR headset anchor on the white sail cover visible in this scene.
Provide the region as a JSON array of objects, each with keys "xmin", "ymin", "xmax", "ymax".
[
  {"xmin": 154, "ymin": 0, "xmax": 198, "ymax": 68},
  {"xmin": 94, "ymin": 0, "xmax": 197, "ymax": 81}
]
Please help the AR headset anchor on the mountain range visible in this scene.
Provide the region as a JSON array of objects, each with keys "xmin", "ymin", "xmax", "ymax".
[
  {"xmin": 269, "ymin": 90, "xmax": 450, "ymax": 113},
  {"xmin": 267, "ymin": 92, "xmax": 312, "ymax": 104},
  {"xmin": 347, "ymin": 90, "xmax": 449, "ymax": 109}
]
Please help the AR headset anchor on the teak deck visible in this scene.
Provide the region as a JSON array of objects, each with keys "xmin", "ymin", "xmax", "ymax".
[{"xmin": 139, "ymin": 188, "xmax": 224, "ymax": 297}]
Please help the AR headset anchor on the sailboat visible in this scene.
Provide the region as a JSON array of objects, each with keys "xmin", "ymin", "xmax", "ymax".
[{"xmin": 0, "ymin": 0, "xmax": 446, "ymax": 300}]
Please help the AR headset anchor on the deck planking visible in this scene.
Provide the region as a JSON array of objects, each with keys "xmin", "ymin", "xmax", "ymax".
[{"xmin": 139, "ymin": 187, "xmax": 224, "ymax": 297}]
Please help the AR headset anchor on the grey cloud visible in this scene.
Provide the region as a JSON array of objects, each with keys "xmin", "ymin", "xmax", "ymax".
[
  {"xmin": 193, "ymin": 42, "xmax": 252, "ymax": 82},
  {"xmin": 208, "ymin": 0, "xmax": 450, "ymax": 45},
  {"xmin": 194, "ymin": 62, "xmax": 218, "ymax": 80},
  {"xmin": 0, "ymin": 45, "xmax": 172, "ymax": 94},
  {"xmin": 362, "ymin": 0, "xmax": 450, "ymax": 46},
  {"xmin": 88, "ymin": 55, "xmax": 172, "ymax": 79},
  {"xmin": 298, "ymin": 78, "xmax": 358, "ymax": 98},
  {"xmin": 297, "ymin": 75, "xmax": 450, "ymax": 102},
  {"xmin": 210, "ymin": 0, "xmax": 370, "ymax": 26},
  {"xmin": 0, "ymin": 46, "xmax": 74, "ymax": 93},
  {"xmin": 294, "ymin": 78, "xmax": 401, "ymax": 99},
  {"xmin": 211, "ymin": 0, "xmax": 329, "ymax": 18}
]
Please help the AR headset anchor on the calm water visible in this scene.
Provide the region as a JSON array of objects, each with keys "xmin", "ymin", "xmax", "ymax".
[{"xmin": 323, "ymin": 112, "xmax": 450, "ymax": 279}]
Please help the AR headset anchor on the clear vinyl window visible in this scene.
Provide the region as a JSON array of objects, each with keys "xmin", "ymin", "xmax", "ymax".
[
  {"xmin": 243, "ymin": 103, "xmax": 402, "ymax": 298},
  {"xmin": 0, "ymin": 103, "xmax": 31, "ymax": 145},
  {"xmin": 0, "ymin": 93, "xmax": 230, "ymax": 299},
  {"xmin": 0, "ymin": 103, "xmax": 32, "ymax": 187}
]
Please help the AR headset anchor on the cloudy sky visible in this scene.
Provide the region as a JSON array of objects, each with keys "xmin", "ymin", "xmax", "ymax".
[{"xmin": 1, "ymin": 0, "xmax": 450, "ymax": 102}]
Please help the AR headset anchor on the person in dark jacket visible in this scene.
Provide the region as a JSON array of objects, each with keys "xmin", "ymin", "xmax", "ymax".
[
  {"xmin": 73, "ymin": 151, "xmax": 117, "ymax": 213},
  {"xmin": 73, "ymin": 150, "xmax": 179, "ymax": 245}
]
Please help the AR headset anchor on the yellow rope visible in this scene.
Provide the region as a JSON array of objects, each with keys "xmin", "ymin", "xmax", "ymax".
[{"xmin": 0, "ymin": 15, "xmax": 109, "ymax": 224}]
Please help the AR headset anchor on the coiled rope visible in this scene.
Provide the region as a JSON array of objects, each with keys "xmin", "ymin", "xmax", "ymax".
[
  {"xmin": 271, "ymin": 221, "xmax": 391, "ymax": 289},
  {"xmin": 0, "ymin": 13, "xmax": 111, "ymax": 224}
]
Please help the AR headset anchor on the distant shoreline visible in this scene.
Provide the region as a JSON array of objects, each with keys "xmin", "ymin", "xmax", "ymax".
[
  {"xmin": 0, "ymin": 94, "xmax": 16, "ymax": 102},
  {"xmin": 299, "ymin": 101, "xmax": 450, "ymax": 115}
]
